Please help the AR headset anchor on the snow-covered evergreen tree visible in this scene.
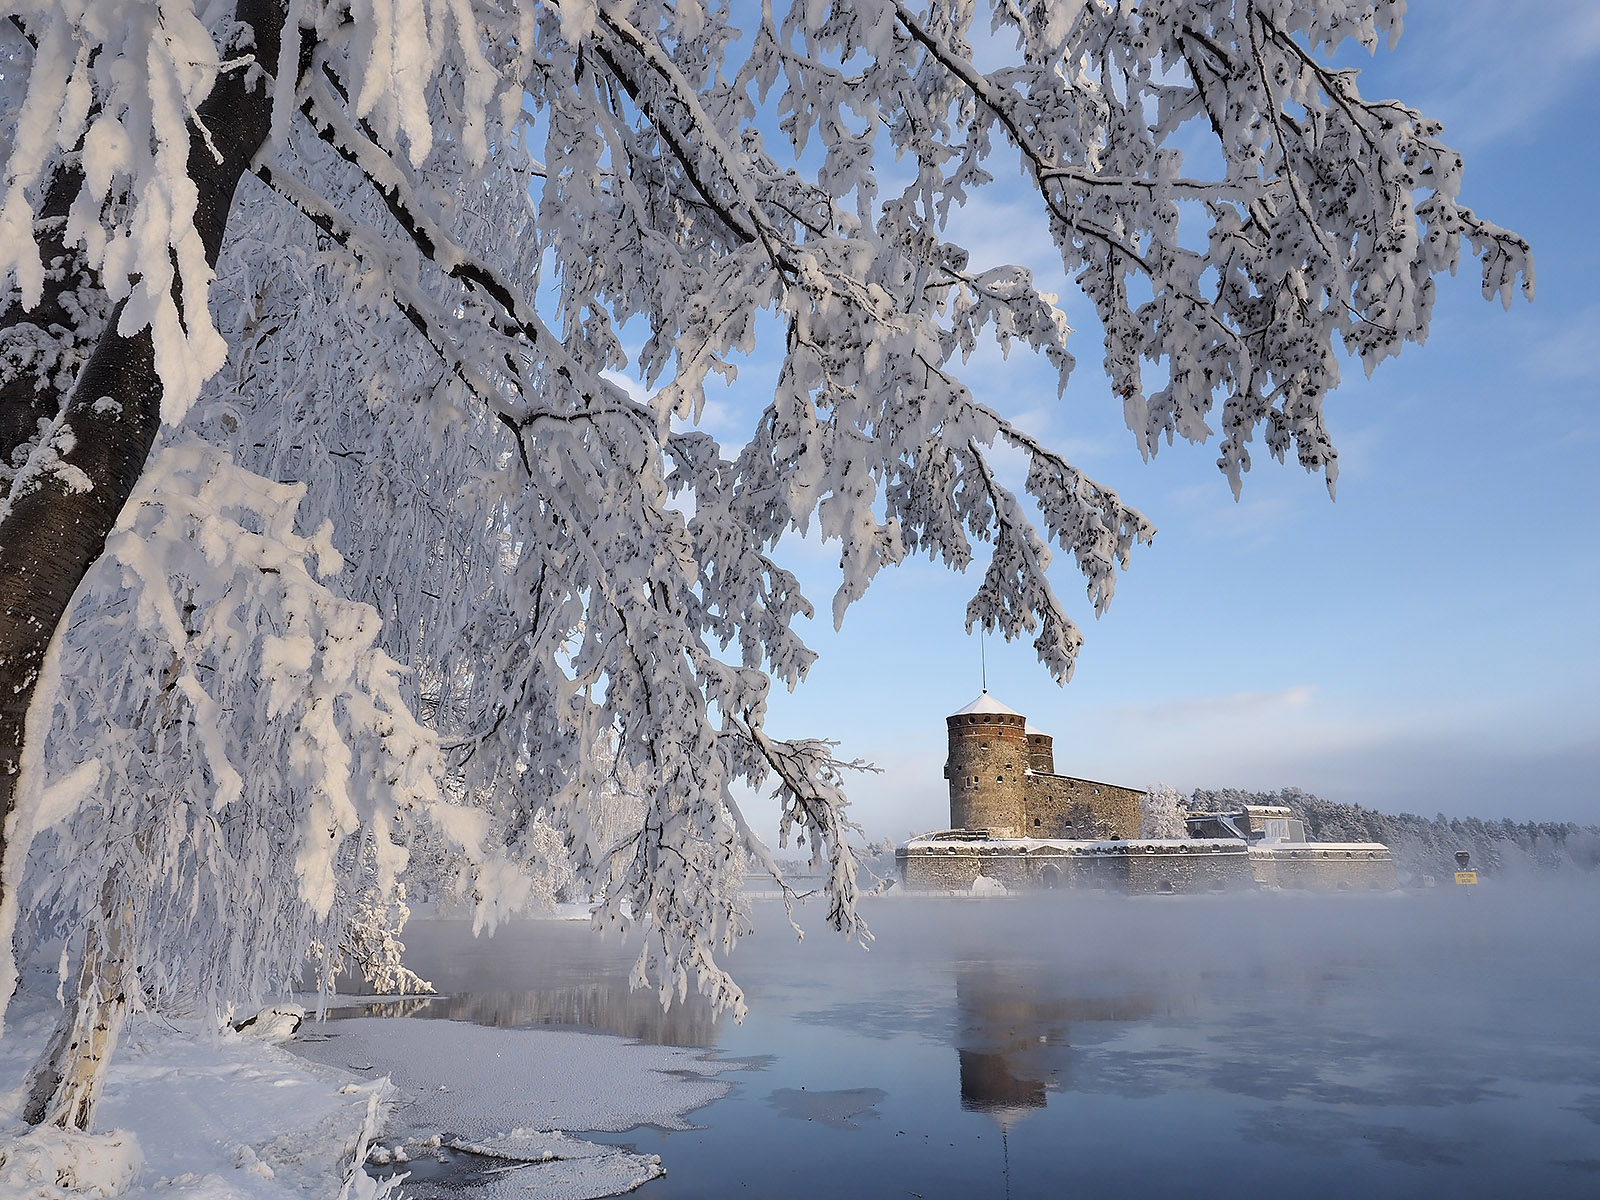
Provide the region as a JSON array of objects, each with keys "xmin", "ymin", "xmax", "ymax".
[
  {"xmin": 1188, "ymin": 787, "xmax": 1600, "ymax": 881},
  {"xmin": 0, "ymin": 0, "xmax": 1530, "ymax": 1127}
]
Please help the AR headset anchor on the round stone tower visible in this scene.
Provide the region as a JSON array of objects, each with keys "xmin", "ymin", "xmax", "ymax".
[
  {"xmin": 1025, "ymin": 726, "xmax": 1055, "ymax": 775},
  {"xmin": 944, "ymin": 693, "xmax": 1029, "ymax": 837}
]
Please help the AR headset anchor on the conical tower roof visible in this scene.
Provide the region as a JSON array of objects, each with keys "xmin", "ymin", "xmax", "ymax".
[{"xmin": 951, "ymin": 692, "xmax": 1022, "ymax": 718}]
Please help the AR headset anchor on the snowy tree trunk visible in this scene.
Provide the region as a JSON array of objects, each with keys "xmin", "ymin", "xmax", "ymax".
[
  {"xmin": 21, "ymin": 879, "xmax": 133, "ymax": 1129},
  {"xmin": 0, "ymin": 0, "xmax": 286, "ymax": 995}
]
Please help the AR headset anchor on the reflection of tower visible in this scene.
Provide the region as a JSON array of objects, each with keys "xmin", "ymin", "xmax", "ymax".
[
  {"xmin": 954, "ymin": 966, "xmax": 1057, "ymax": 1121},
  {"xmin": 957, "ymin": 1050, "xmax": 1047, "ymax": 1113},
  {"xmin": 956, "ymin": 1050, "xmax": 1037, "ymax": 1200},
  {"xmin": 954, "ymin": 965, "xmax": 1050, "ymax": 1200},
  {"xmin": 953, "ymin": 966, "xmax": 1168, "ymax": 1114},
  {"xmin": 944, "ymin": 693, "xmax": 1028, "ymax": 836}
]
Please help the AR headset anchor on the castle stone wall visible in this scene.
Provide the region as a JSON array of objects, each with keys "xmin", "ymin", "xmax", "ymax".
[
  {"xmin": 898, "ymin": 840, "xmax": 1257, "ymax": 893},
  {"xmin": 1026, "ymin": 732, "xmax": 1055, "ymax": 775},
  {"xmin": 1024, "ymin": 775, "xmax": 1143, "ymax": 840},
  {"xmin": 1248, "ymin": 845, "xmax": 1398, "ymax": 891},
  {"xmin": 1121, "ymin": 843, "xmax": 1255, "ymax": 893},
  {"xmin": 897, "ymin": 840, "xmax": 1394, "ymax": 894}
]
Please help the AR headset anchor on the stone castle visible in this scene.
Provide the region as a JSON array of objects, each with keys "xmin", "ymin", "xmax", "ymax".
[
  {"xmin": 943, "ymin": 692, "xmax": 1143, "ymax": 840},
  {"xmin": 899, "ymin": 693, "xmax": 1397, "ymax": 894}
]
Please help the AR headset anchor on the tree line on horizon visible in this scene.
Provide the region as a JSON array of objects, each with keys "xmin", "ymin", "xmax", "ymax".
[{"xmin": 1189, "ymin": 788, "xmax": 1600, "ymax": 882}]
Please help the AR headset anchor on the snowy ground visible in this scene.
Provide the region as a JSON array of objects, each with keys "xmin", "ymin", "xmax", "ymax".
[
  {"xmin": 0, "ymin": 963, "xmax": 742, "ymax": 1200},
  {"xmin": 290, "ymin": 1017, "xmax": 744, "ymax": 1200},
  {"xmin": 0, "ymin": 970, "xmax": 390, "ymax": 1199}
]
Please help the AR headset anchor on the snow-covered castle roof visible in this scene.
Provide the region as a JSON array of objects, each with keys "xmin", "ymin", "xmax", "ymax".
[{"xmin": 950, "ymin": 692, "xmax": 1022, "ymax": 717}]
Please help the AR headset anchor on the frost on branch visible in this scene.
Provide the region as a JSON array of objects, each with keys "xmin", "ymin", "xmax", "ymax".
[
  {"xmin": 0, "ymin": 3, "xmax": 239, "ymax": 420},
  {"xmin": 6, "ymin": 440, "xmax": 502, "ymax": 1021},
  {"xmin": 0, "ymin": 1, "xmax": 1530, "ymax": 1033}
]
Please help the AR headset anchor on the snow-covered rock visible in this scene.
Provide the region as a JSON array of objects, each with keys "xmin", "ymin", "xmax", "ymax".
[
  {"xmin": 233, "ymin": 1006, "xmax": 305, "ymax": 1041},
  {"xmin": 0, "ymin": 1125, "xmax": 142, "ymax": 1198}
]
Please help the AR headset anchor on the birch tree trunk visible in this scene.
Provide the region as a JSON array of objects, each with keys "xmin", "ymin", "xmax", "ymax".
[
  {"xmin": 0, "ymin": 0, "xmax": 286, "ymax": 1128},
  {"xmin": 21, "ymin": 880, "xmax": 133, "ymax": 1129}
]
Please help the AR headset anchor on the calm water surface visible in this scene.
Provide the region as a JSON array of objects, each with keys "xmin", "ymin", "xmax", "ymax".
[{"xmin": 343, "ymin": 887, "xmax": 1600, "ymax": 1198}]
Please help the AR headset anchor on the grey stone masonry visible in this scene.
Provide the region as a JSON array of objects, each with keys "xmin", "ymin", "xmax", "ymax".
[
  {"xmin": 897, "ymin": 838, "xmax": 1255, "ymax": 894},
  {"xmin": 1023, "ymin": 773, "xmax": 1142, "ymax": 840},
  {"xmin": 896, "ymin": 837, "xmax": 1398, "ymax": 894},
  {"xmin": 945, "ymin": 705, "xmax": 1030, "ymax": 838}
]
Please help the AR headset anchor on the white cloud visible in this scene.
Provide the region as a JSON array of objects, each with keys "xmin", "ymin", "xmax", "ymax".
[
  {"xmin": 1122, "ymin": 684, "xmax": 1319, "ymax": 725},
  {"xmin": 938, "ymin": 187, "xmax": 1071, "ymax": 300}
]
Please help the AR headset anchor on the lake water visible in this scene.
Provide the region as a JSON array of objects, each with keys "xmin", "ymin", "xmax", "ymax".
[{"xmin": 337, "ymin": 885, "xmax": 1600, "ymax": 1198}]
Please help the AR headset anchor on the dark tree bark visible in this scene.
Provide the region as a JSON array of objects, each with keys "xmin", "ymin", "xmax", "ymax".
[
  {"xmin": 0, "ymin": 160, "xmax": 109, "ymax": 465},
  {"xmin": 0, "ymin": 0, "xmax": 288, "ymax": 1019}
]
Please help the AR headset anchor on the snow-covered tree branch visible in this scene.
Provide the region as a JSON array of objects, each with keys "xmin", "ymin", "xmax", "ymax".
[{"xmin": 0, "ymin": 0, "xmax": 1529, "ymax": 1128}]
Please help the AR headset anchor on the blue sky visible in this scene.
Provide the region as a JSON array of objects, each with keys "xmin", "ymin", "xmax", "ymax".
[{"xmin": 680, "ymin": 1, "xmax": 1600, "ymax": 840}]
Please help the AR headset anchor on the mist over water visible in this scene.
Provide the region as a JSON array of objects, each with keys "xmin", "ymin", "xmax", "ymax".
[{"xmin": 346, "ymin": 884, "xmax": 1600, "ymax": 1198}]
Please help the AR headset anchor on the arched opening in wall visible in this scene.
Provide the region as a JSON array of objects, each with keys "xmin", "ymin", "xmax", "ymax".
[
  {"xmin": 1033, "ymin": 818, "xmax": 1041, "ymax": 828},
  {"xmin": 1156, "ymin": 879, "xmax": 1175, "ymax": 894},
  {"xmin": 1041, "ymin": 864, "xmax": 1062, "ymax": 890}
]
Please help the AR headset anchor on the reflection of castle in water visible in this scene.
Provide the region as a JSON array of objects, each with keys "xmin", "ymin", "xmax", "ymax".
[
  {"xmin": 329, "ymin": 981, "xmax": 721, "ymax": 1047},
  {"xmin": 955, "ymin": 964, "xmax": 1171, "ymax": 1117}
]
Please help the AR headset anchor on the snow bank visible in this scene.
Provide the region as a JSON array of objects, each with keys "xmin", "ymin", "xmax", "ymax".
[
  {"xmin": 2, "ymin": 976, "xmax": 741, "ymax": 1200},
  {"xmin": 0, "ymin": 1125, "xmax": 141, "ymax": 1197},
  {"xmin": 0, "ymin": 978, "xmax": 389, "ymax": 1200},
  {"xmin": 288, "ymin": 1016, "xmax": 743, "ymax": 1200},
  {"xmin": 290, "ymin": 1016, "xmax": 736, "ymax": 1136},
  {"xmin": 233, "ymin": 1006, "xmax": 305, "ymax": 1041},
  {"xmin": 444, "ymin": 1131, "xmax": 663, "ymax": 1200}
]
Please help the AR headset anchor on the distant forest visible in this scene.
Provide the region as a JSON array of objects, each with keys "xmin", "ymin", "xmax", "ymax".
[{"xmin": 1189, "ymin": 788, "xmax": 1600, "ymax": 882}]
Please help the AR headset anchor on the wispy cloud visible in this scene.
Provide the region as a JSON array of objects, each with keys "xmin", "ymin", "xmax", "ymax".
[
  {"xmin": 1388, "ymin": 0, "xmax": 1600, "ymax": 149},
  {"xmin": 1161, "ymin": 481, "xmax": 1304, "ymax": 548},
  {"xmin": 939, "ymin": 187, "xmax": 1071, "ymax": 299},
  {"xmin": 1121, "ymin": 684, "xmax": 1319, "ymax": 725}
]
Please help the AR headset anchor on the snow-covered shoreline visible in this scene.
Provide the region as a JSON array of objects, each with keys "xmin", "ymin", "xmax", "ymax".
[
  {"xmin": 288, "ymin": 1016, "xmax": 744, "ymax": 1200},
  {"xmin": 0, "ymin": 972, "xmax": 390, "ymax": 1199},
  {"xmin": 0, "ymin": 965, "xmax": 743, "ymax": 1200}
]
